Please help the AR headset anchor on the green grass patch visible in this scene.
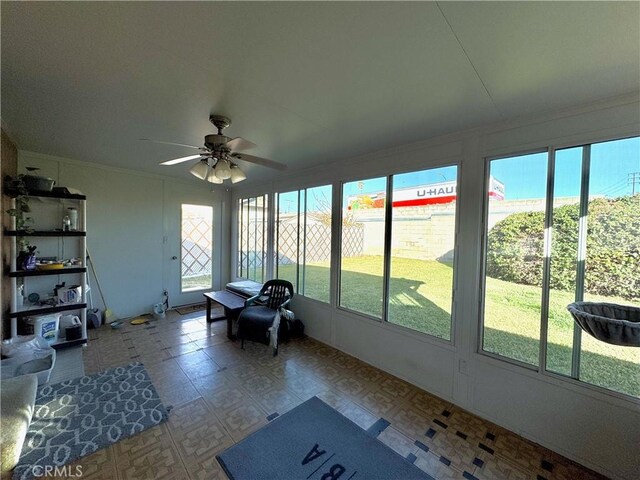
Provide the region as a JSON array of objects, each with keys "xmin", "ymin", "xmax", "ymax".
[{"xmin": 181, "ymin": 274, "xmax": 212, "ymax": 291}]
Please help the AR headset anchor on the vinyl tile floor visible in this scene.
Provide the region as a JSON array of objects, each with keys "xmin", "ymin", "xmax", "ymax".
[{"xmin": 73, "ymin": 309, "xmax": 607, "ymax": 480}]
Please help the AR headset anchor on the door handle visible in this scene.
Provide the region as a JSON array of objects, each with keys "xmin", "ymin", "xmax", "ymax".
[{"xmin": 171, "ymin": 256, "xmax": 178, "ymax": 260}]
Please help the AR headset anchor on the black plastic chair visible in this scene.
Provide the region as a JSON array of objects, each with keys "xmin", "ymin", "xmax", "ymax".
[{"xmin": 237, "ymin": 279, "xmax": 294, "ymax": 355}]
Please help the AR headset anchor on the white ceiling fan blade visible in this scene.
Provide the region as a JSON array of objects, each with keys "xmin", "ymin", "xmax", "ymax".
[
  {"xmin": 141, "ymin": 138, "xmax": 205, "ymax": 150},
  {"xmin": 159, "ymin": 154, "xmax": 205, "ymax": 166},
  {"xmin": 226, "ymin": 137, "xmax": 256, "ymax": 152},
  {"xmin": 232, "ymin": 153, "xmax": 287, "ymax": 171}
]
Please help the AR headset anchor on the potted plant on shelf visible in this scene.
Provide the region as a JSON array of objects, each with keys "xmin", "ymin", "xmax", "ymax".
[{"xmin": 4, "ymin": 174, "xmax": 36, "ymax": 269}]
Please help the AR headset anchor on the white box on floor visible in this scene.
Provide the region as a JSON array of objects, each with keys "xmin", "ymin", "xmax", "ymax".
[{"xmin": 0, "ymin": 336, "xmax": 56, "ymax": 385}]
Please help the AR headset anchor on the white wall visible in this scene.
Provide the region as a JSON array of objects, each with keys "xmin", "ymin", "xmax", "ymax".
[
  {"xmin": 17, "ymin": 151, "xmax": 229, "ymax": 318},
  {"xmin": 231, "ymin": 94, "xmax": 640, "ymax": 480}
]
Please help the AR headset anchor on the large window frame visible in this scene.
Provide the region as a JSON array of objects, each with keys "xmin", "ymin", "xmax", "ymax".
[
  {"xmin": 180, "ymin": 204, "xmax": 214, "ymax": 293},
  {"xmin": 336, "ymin": 162, "xmax": 461, "ymax": 343},
  {"xmin": 479, "ymin": 136, "xmax": 640, "ymax": 402},
  {"xmin": 479, "ymin": 147, "xmax": 549, "ymax": 370},
  {"xmin": 275, "ymin": 184, "xmax": 333, "ymax": 304},
  {"xmin": 338, "ymin": 175, "xmax": 388, "ymax": 320},
  {"xmin": 237, "ymin": 193, "xmax": 269, "ymax": 283}
]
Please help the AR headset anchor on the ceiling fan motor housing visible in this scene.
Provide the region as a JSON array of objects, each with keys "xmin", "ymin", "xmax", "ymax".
[
  {"xmin": 204, "ymin": 134, "xmax": 231, "ymax": 150},
  {"xmin": 154, "ymin": 113, "xmax": 285, "ymax": 173}
]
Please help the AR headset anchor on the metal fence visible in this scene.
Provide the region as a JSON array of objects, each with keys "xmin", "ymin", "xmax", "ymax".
[
  {"xmin": 237, "ymin": 221, "xmax": 366, "ymax": 273},
  {"xmin": 276, "ymin": 222, "xmax": 364, "ymax": 265},
  {"xmin": 341, "ymin": 224, "xmax": 365, "ymax": 258},
  {"xmin": 238, "ymin": 221, "xmax": 266, "ymax": 277}
]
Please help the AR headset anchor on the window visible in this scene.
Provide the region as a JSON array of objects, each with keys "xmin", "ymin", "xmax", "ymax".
[
  {"xmin": 181, "ymin": 204, "xmax": 213, "ymax": 291},
  {"xmin": 546, "ymin": 147, "xmax": 582, "ymax": 376},
  {"xmin": 483, "ymin": 151, "xmax": 548, "ymax": 366},
  {"xmin": 276, "ymin": 185, "xmax": 332, "ymax": 303},
  {"xmin": 301, "ymin": 185, "xmax": 333, "ymax": 302},
  {"xmin": 237, "ymin": 194, "xmax": 268, "ymax": 283},
  {"xmin": 388, "ymin": 166, "xmax": 458, "ymax": 340},
  {"xmin": 275, "ymin": 190, "xmax": 301, "ymax": 291},
  {"xmin": 482, "ymin": 137, "xmax": 639, "ymax": 398},
  {"xmin": 579, "ymin": 138, "xmax": 639, "ymax": 396},
  {"xmin": 340, "ymin": 167, "xmax": 458, "ymax": 339},
  {"xmin": 340, "ymin": 177, "xmax": 387, "ymax": 318}
]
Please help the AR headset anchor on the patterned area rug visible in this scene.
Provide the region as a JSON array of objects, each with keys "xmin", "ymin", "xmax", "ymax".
[{"xmin": 13, "ymin": 363, "xmax": 168, "ymax": 480}]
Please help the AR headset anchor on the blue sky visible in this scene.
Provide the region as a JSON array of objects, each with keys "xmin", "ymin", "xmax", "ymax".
[
  {"xmin": 342, "ymin": 136, "xmax": 638, "ymax": 203},
  {"xmin": 491, "ymin": 137, "xmax": 640, "ymax": 200},
  {"xmin": 279, "ymin": 137, "xmax": 639, "ymax": 212}
]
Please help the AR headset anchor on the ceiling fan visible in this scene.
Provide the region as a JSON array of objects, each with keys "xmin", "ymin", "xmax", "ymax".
[{"xmin": 143, "ymin": 115, "xmax": 287, "ymax": 184}]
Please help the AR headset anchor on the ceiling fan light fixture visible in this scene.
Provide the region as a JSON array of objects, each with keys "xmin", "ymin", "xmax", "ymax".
[
  {"xmin": 214, "ymin": 159, "xmax": 232, "ymax": 180},
  {"xmin": 190, "ymin": 159, "xmax": 210, "ymax": 180},
  {"xmin": 230, "ymin": 164, "xmax": 246, "ymax": 184},
  {"xmin": 151, "ymin": 114, "xmax": 287, "ymax": 180},
  {"xmin": 206, "ymin": 168, "xmax": 223, "ymax": 184}
]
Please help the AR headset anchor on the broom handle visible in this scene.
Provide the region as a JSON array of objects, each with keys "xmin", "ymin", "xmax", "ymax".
[{"xmin": 86, "ymin": 249, "xmax": 108, "ymax": 308}]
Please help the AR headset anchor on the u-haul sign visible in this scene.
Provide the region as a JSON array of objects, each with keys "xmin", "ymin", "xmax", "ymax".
[{"xmin": 347, "ymin": 176, "xmax": 504, "ymax": 209}]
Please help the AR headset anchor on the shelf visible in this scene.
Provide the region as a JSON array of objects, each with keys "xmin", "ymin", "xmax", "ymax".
[
  {"xmin": 6, "ymin": 188, "xmax": 88, "ymax": 346},
  {"xmin": 9, "ymin": 303, "xmax": 87, "ymax": 318},
  {"xmin": 4, "ymin": 187, "xmax": 86, "ymax": 200},
  {"xmin": 5, "ymin": 230, "xmax": 86, "ymax": 237},
  {"xmin": 8, "ymin": 267, "xmax": 86, "ymax": 278},
  {"xmin": 51, "ymin": 335, "xmax": 88, "ymax": 350}
]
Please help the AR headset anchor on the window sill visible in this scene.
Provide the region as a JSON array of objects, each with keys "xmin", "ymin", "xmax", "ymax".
[
  {"xmin": 475, "ymin": 350, "xmax": 640, "ymax": 410},
  {"xmin": 293, "ymin": 294, "xmax": 332, "ymax": 308},
  {"xmin": 336, "ymin": 305, "xmax": 455, "ymax": 351}
]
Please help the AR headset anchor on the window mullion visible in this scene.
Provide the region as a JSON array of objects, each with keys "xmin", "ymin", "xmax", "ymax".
[
  {"xmin": 274, "ymin": 193, "xmax": 280, "ymax": 280},
  {"xmin": 382, "ymin": 176, "xmax": 394, "ymax": 323},
  {"xmin": 332, "ymin": 182, "xmax": 342, "ymax": 309},
  {"xmin": 245, "ymin": 199, "xmax": 249, "ymax": 278},
  {"xmin": 296, "ymin": 190, "xmax": 302, "ymax": 293},
  {"xmin": 573, "ymin": 145, "xmax": 591, "ymax": 379},
  {"xmin": 301, "ymin": 189, "xmax": 308, "ymax": 296},
  {"xmin": 267, "ymin": 193, "xmax": 275, "ymax": 282},
  {"xmin": 239, "ymin": 199, "xmax": 243, "ymax": 278},
  {"xmin": 540, "ymin": 148, "xmax": 556, "ymax": 374}
]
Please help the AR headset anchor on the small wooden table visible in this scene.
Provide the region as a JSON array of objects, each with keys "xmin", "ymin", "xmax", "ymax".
[{"xmin": 203, "ymin": 290, "xmax": 246, "ymax": 339}]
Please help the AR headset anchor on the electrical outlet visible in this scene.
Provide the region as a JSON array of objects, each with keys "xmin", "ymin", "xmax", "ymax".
[{"xmin": 459, "ymin": 359, "xmax": 469, "ymax": 375}]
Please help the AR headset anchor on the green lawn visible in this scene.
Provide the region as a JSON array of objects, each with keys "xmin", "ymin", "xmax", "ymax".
[
  {"xmin": 182, "ymin": 274, "xmax": 212, "ymax": 291},
  {"xmin": 279, "ymin": 256, "xmax": 639, "ymax": 397}
]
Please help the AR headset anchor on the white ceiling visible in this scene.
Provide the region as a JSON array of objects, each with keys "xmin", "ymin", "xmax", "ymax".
[{"xmin": 2, "ymin": 2, "xmax": 639, "ymax": 186}]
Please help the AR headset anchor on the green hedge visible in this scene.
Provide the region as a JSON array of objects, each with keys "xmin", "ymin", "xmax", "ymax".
[{"xmin": 486, "ymin": 195, "xmax": 640, "ymax": 301}]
